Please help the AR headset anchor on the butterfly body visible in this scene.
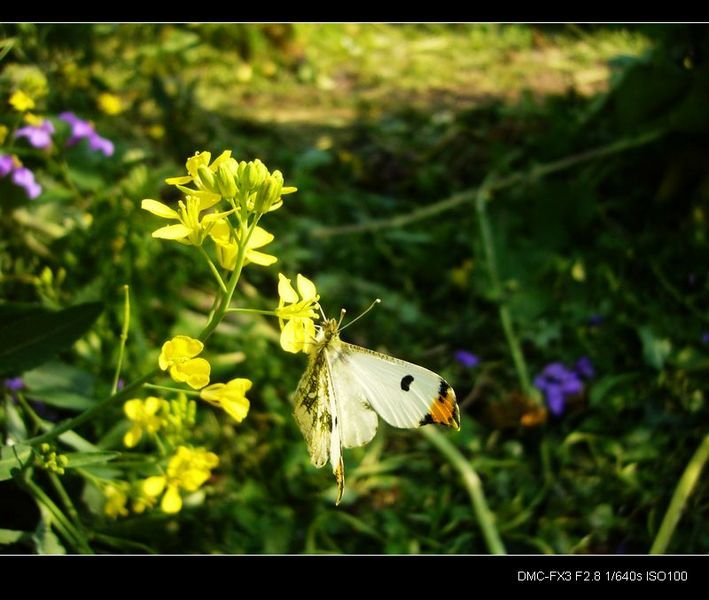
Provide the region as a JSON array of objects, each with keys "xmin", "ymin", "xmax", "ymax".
[{"xmin": 293, "ymin": 318, "xmax": 459, "ymax": 504}]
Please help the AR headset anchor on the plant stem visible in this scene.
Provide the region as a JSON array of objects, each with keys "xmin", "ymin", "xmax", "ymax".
[
  {"xmin": 20, "ymin": 472, "xmax": 92, "ymax": 554},
  {"xmin": 225, "ymin": 307, "xmax": 278, "ymax": 316},
  {"xmin": 650, "ymin": 434, "xmax": 709, "ymax": 554},
  {"xmin": 421, "ymin": 427, "xmax": 506, "ymax": 554},
  {"xmin": 199, "ymin": 219, "xmax": 259, "ymax": 342},
  {"xmin": 475, "ymin": 185, "xmax": 532, "ymax": 397},
  {"xmin": 144, "ymin": 383, "xmax": 200, "ymax": 396},
  {"xmin": 48, "ymin": 473, "xmax": 84, "ymax": 532},
  {"xmin": 24, "ymin": 369, "xmax": 158, "ymax": 446},
  {"xmin": 112, "ymin": 284, "xmax": 131, "ymax": 394},
  {"xmin": 199, "ymin": 246, "xmax": 228, "ymax": 294},
  {"xmin": 313, "ymin": 129, "xmax": 664, "ymax": 237},
  {"xmin": 15, "ymin": 391, "xmax": 44, "ymax": 433}
]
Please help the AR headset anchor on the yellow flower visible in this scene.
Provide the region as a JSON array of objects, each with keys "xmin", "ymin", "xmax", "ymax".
[
  {"xmin": 165, "ymin": 150, "xmax": 234, "ymax": 194},
  {"xmin": 103, "ymin": 484, "xmax": 129, "ymax": 519},
  {"xmin": 9, "ymin": 90, "xmax": 35, "ymax": 112},
  {"xmin": 23, "ymin": 113, "xmax": 44, "ymax": 126},
  {"xmin": 97, "ymin": 92, "xmax": 125, "ymax": 115},
  {"xmin": 275, "ymin": 273, "xmax": 320, "ymax": 354},
  {"xmin": 0, "ymin": 125, "xmax": 7, "ymax": 145},
  {"xmin": 141, "ymin": 195, "xmax": 226, "ymax": 246},
  {"xmin": 210, "ymin": 220, "xmax": 277, "ymax": 270},
  {"xmin": 159, "ymin": 335, "xmax": 211, "ymax": 389},
  {"xmin": 200, "ymin": 378, "xmax": 252, "ymax": 423},
  {"xmin": 142, "ymin": 446, "xmax": 219, "ymax": 514},
  {"xmin": 122, "ymin": 396, "xmax": 165, "ymax": 448}
]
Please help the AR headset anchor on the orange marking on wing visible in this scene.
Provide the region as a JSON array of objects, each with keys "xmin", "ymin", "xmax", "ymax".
[{"xmin": 428, "ymin": 388, "xmax": 460, "ymax": 430}]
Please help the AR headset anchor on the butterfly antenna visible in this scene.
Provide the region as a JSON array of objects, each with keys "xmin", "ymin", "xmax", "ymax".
[
  {"xmin": 336, "ymin": 308, "xmax": 347, "ymax": 328},
  {"xmin": 317, "ymin": 303, "xmax": 327, "ymax": 321},
  {"xmin": 339, "ymin": 298, "xmax": 382, "ymax": 331}
]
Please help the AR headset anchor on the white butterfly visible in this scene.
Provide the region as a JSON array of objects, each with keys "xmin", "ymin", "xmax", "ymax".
[{"xmin": 293, "ymin": 306, "xmax": 460, "ymax": 504}]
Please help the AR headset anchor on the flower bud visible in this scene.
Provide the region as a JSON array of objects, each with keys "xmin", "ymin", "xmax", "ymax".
[
  {"xmin": 216, "ymin": 163, "xmax": 237, "ymax": 198},
  {"xmin": 254, "ymin": 171, "xmax": 283, "ymax": 214},
  {"xmin": 243, "ymin": 159, "xmax": 268, "ymax": 192},
  {"xmin": 196, "ymin": 165, "xmax": 217, "ymax": 193}
]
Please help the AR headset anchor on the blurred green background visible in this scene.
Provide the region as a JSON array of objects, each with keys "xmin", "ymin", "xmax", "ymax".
[{"xmin": 1, "ymin": 23, "xmax": 708, "ymax": 554}]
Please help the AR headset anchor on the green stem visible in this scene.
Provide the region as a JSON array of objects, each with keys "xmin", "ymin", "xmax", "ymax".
[
  {"xmin": 312, "ymin": 129, "xmax": 664, "ymax": 237},
  {"xmin": 420, "ymin": 427, "xmax": 506, "ymax": 554},
  {"xmin": 144, "ymin": 383, "xmax": 200, "ymax": 396},
  {"xmin": 199, "ymin": 246, "xmax": 228, "ymax": 294},
  {"xmin": 16, "ymin": 391, "xmax": 44, "ymax": 433},
  {"xmin": 225, "ymin": 307, "xmax": 278, "ymax": 316},
  {"xmin": 48, "ymin": 473, "xmax": 84, "ymax": 532},
  {"xmin": 650, "ymin": 434, "xmax": 709, "ymax": 554},
  {"xmin": 24, "ymin": 369, "xmax": 158, "ymax": 446},
  {"xmin": 199, "ymin": 218, "xmax": 259, "ymax": 342},
  {"xmin": 112, "ymin": 284, "xmax": 131, "ymax": 394},
  {"xmin": 90, "ymin": 532, "xmax": 156, "ymax": 554},
  {"xmin": 475, "ymin": 186, "xmax": 532, "ymax": 397},
  {"xmin": 21, "ymin": 473, "xmax": 92, "ymax": 554}
]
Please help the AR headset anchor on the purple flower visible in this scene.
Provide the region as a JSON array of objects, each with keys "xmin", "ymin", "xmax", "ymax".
[
  {"xmin": 454, "ymin": 350, "xmax": 480, "ymax": 368},
  {"xmin": 15, "ymin": 119, "xmax": 55, "ymax": 149},
  {"xmin": 59, "ymin": 111, "xmax": 114, "ymax": 156},
  {"xmin": 575, "ymin": 356, "xmax": 595, "ymax": 380},
  {"xmin": 11, "ymin": 167, "xmax": 42, "ymax": 199},
  {"xmin": 3, "ymin": 378, "xmax": 25, "ymax": 391},
  {"xmin": 88, "ymin": 132, "xmax": 114, "ymax": 156},
  {"xmin": 0, "ymin": 154, "xmax": 15, "ymax": 177},
  {"xmin": 534, "ymin": 361, "xmax": 585, "ymax": 416},
  {"xmin": 702, "ymin": 333, "xmax": 709, "ymax": 344},
  {"xmin": 588, "ymin": 314, "xmax": 604, "ymax": 326},
  {"xmin": 116, "ymin": 378, "xmax": 125, "ymax": 391}
]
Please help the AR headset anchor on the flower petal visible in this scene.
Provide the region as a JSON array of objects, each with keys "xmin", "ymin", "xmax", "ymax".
[
  {"xmin": 246, "ymin": 250, "xmax": 278, "ymax": 266},
  {"xmin": 296, "ymin": 274, "xmax": 317, "ymax": 300},
  {"xmin": 280, "ymin": 318, "xmax": 304, "ymax": 353},
  {"xmin": 123, "ymin": 425, "xmax": 142, "ymax": 448},
  {"xmin": 123, "ymin": 399, "xmax": 144, "ymax": 420},
  {"xmin": 161, "ymin": 484, "xmax": 183, "ymax": 513},
  {"xmin": 171, "ymin": 335, "xmax": 205, "ymax": 359},
  {"xmin": 247, "ymin": 226, "xmax": 274, "ymax": 249},
  {"xmin": 152, "ymin": 224, "xmax": 191, "ymax": 240},
  {"xmin": 144, "ymin": 396, "xmax": 162, "ymax": 415},
  {"xmin": 278, "ymin": 273, "xmax": 299, "ymax": 303},
  {"xmin": 209, "ymin": 150, "xmax": 232, "ymax": 171},
  {"xmin": 141, "ymin": 199, "xmax": 179, "ymax": 219},
  {"xmin": 222, "ymin": 396, "xmax": 250, "ymax": 423},
  {"xmin": 181, "ymin": 357, "xmax": 211, "ymax": 389},
  {"xmin": 164, "ymin": 175, "xmax": 192, "ymax": 185},
  {"xmin": 143, "ymin": 476, "xmax": 167, "ymax": 497}
]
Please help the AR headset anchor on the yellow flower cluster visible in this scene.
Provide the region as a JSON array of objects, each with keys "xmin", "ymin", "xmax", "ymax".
[
  {"xmin": 141, "ymin": 150, "xmax": 296, "ymax": 274},
  {"xmin": 142, "ymin": 446, "xmax": 219, "ymax": 514},
  {"xmin": 123, "ymin": 397, "xmax": 165, "ymax": 448}
]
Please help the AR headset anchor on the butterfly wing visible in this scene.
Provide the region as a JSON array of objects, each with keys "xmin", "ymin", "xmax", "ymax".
[
  {"xmin": 324, "ymin": 342, "xmax": 379, "ymax": 449},
  {"xmin": 292, "ymin": 346, "xmax": 345, "ymax": 503},
  {"xmin": 334, "ymin": 341, "xmax": 460, "ymax": 430}
]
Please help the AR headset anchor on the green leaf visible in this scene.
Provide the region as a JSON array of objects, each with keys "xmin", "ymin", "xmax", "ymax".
[
  {"xmin": 638, "ymin": 326, "xmax": 672, "ymax": 370},
  {"xmin": 0, "ymin": 444, "xmax": 32, "ymax": 481},
  {"xmin": 589, "ymin": 373, "xmax": 640, "ymax": 408},
  {"xmin": 63, "ymin": 451, "xmax": 120, "ymax": 469},
  {"xmin": 24, "ymin": 361, "xmax": 97, "ymax": 411},
  {"xmin": 33, "ymin": 505, "xmax": 66, "ymax": 555},
  {"xmin": 0, "ymin": 302, "xmax": 103, "ymax": 378},
  {"xmin": 4, "ymin": 398, "xmax": 27, "ymax": 442},
  {"xmin": 0, "ymin": 529, "xmax": 29, "ymax": 545}
]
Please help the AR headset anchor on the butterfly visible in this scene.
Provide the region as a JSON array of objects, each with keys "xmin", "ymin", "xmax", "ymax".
[{"xmin": 292, "ymin": 302, "xmax": 460, "ymax": 504}]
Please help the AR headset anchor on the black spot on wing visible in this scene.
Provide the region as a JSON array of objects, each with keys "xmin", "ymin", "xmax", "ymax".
[
  {"xmin": 438, "ymin": 379, "xmax": 450, "ymax": 397},
  {"xmin": 419, "ymin": 414, "xmax": 435, "ymax": 426},
  {"xmin": 400, "ymin": 374, "xmax": 414, "ymax": 391}
]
